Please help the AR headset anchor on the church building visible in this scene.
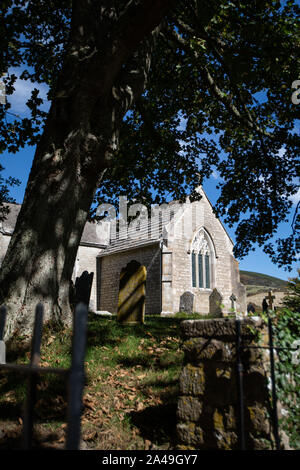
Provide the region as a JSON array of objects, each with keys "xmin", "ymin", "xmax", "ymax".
[{"xmin": 0, "ymin": 188, "xmax": 246, "ymax": 316}]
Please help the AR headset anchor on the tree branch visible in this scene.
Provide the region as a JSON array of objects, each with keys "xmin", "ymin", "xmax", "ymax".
[
  {"xmin": 61, "ymin": 0, "xmax": 176, "ymax": 99},
  {"xmin": 167, "ymin": 26, "xmax": 274, "ymax": 139},
  {"xmin": 109, "ymin": 0, "xmax": 176, "ymax": 70},
  {"xmin": 135, "ymin": 98, "xmax": 180, "ymax": 152}
]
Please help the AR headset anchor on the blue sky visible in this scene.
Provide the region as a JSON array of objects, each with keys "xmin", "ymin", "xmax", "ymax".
[{"xmin": 1, "ymin": 67, "xmax": 299, "ymax": 281}]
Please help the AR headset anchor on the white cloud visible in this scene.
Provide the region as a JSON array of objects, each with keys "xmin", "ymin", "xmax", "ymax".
[
  {"xmin": 6, "ymin": 68, "xmax": 49, "ymax": 115},
  {"xmin": 290, "ymin": 188, "xmax": 300, "ymax": 206},
  {"xmin": 211, "ymin": 169, "xmax": 220, "ymax": 180},
  {"xmin": 278, "ymin": 147, "xmax": 286, "ymax": 159}
]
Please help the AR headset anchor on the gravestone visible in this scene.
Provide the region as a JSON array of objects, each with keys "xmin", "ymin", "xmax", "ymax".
[
  {"xmin": 230, "ymin": 293, "xmax": 237, "ymax": 312},
  {"xmin": 117, "ymin": 260, "xmax": 147, "ymax": 324},
  {"xmin": 262, "ymin": 298, "xmax": 268, "ymax": 313},
  {"xmin": 209, "ymin": 288, "xmax": 223, "ymax": 317},
  {"xmin": 266, "ymin": 290, "xmax": 276, "ymax": 311},
  {"xmin": 247, "ymin": 302, "xmax": 256, "ymax": 314},
  {"xmin": 179, "ymin": 291, "xmax": 195, "ymax": 314},
  {"xmin": 75, "ymin": 271, "xmax": 94, "ymax": 307}
]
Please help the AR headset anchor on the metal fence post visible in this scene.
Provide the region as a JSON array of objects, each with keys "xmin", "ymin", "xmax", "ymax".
[
  {"xmin": 65, "ymin": 303, "xmax": 88, "ymax": 450},
  {"xmin": 22, "ymin": 303, "xmax": 44, "ymax": 449},
  {"xmin": 0, "ymin": 306, "xmax": 6, "ymax": 364},
  {"xmin": 235, "ymin": 319, "xmax": 246, "ymax": 450},
  {"xmin": 268, "ymin": 317, "xmax": 281, "ymax": 450},
  {"xmin": 0, "ymin": 302, "xmax": 88, "ymax": 450}
]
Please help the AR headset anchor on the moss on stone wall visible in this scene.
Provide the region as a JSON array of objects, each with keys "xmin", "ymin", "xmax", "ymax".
[{"xmin": 176, "ymin": 318, "xmax": 279, "ymax": 450}]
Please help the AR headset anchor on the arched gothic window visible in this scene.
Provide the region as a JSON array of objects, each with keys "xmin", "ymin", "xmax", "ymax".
[{"xmin": 191, "ymin": 229, "xmax": 213, "ymax": 289}]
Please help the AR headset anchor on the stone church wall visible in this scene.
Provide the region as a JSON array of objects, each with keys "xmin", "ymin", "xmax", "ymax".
[
  {"xmin": 0, "ymin": 233, "xmax": 10, "ymax": 267},
  {"xmin": 230, "ymin": 255, "xmax": 247, "ymax": 313},
  {"xmin": 0, "ymin": 194, "xmax": 246, "ymax": 316},
  {"xmin": 168, "ymin": 197, "xmax": 246, "ymax": 315},
  {"xmin": 72, "ymin": 245, "xmax": 104, "ymax": 311},
  {"xmin": 97, "ymin": 242, "xmax": 161, "ymax": 315}
]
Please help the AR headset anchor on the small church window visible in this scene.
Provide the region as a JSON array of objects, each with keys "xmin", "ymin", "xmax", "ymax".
[
  {"xmin": 191, "ymin": 229, "xmax": 213, "ymax": 289},
  {"xmin": 198, "ymin": 253, "xmax": 203, "ymax": 288},
  {"xmin": 205, "ymin": 254, "xmax": 210, "ymax": 288},
  {"xmin": 192, "ymin": 252, "xmax": 197, "ymax": 287}
]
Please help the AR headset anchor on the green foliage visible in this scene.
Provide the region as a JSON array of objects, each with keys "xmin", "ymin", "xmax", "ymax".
[
  {"xmin": 282, "ymin": 269, "xmax": 300, "ymax": 312},
  {"xmin": 175, "ymin": 311, "xmax": 213, "ymax": 319},
  {"xmin": 0, "ymin": 1, "xmax": 299, "ymax": 268},
  {"xmin": 247, "ymin": 305, "xmax": 300, "ymax": 448},
  {"xmin": 0, "ymin": 314, "xmax": 184, "ymax": 449},
  {"xmin": 272, "ymin": 308, "xmax": 300, "ymax": 449}
]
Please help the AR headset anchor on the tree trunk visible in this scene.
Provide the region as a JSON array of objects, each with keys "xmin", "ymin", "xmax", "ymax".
[
  {"xmin": 0, "ymin": 99, "xmax": 110, "ymax": 337},
  {"xmin": 0, "ymin": 0, "xmax": 172, "ymax": 338}
]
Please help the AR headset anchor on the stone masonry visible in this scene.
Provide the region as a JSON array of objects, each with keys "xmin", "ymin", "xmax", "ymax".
[
  {"xmin": 177, "ymin": 318, "xmax": 281, "ymax": 450},
  {"xmin": 97, "ymin": 189, "xmax": 246, "ymax": 315},
  {"xmin": 97, "ymin": 243, "xmax": 161, "ymax": 315},
  {"xmin": 1, "ymin": 189, "xmax": 246, "ymax": 316}
]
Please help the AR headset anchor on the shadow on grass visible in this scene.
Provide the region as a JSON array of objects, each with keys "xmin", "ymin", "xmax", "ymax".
[
  {"xmin": 85, "ymin": 314, "xmax": 184, "ymax": 362},
  {"xmin": 0, "ymin": 401, "xmax": 23, "ymax": 422},
  {"xmin": 117, "ymin": 354, "xmax": 183, "ymax": 371},
  {"xmin": 87, "ymin": 314, "xmax": 183, "ymax": 343},
  {"xmin": 0, "ymin": 371, "xmax": 68, "ymax": 425},
  {"xmin": 130, "ymin": 402, "xmax": 178, "ymax": 448}
]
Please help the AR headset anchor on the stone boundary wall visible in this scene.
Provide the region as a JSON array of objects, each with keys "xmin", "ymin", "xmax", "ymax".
[{"xmin": 177, "ymin": 318, "xmax": 281, "ymax": 450}]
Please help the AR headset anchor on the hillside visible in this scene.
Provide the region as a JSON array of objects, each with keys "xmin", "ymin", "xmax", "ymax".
[{"xmin": 240, "ymin": 270, "xmax": 288, "ymax": 309}]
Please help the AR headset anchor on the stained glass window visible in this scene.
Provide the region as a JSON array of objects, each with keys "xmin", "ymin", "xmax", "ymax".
[
  {"xmin": 191, "ymin": 229, "xmax": 213, "ymax": 289},
  {"xmin": 192, "ymin": 252, "xmax": 196, "ymax": 287},
  {"xmin": 205, "ymin": 254, "xmax": 210, "ymax": 288}
]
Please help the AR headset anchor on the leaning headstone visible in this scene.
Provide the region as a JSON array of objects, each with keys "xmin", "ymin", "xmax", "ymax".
[
  {"xmin": 75, "ymin": 271, "xmax": 94, "ymax": 307},
  {"xmin": 209, "ymin": 288, "xmax": 223, "ymax": 317},
  {"xmin": 179, "ymin": 291, "xmax": 195, "ymax": 314},
  {"xmin": 117, "ymin": 260, "xmax": 147, "ymax": 324}
]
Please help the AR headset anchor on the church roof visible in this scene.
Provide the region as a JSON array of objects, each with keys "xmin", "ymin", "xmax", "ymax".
[
  {"xmin": 199, "ymin": 187, "xmax": 234, "ymax": 247},
  {"xmin": 98, "ymin": 203, "xmax": 176, "ymax": 257},
  {"xmin": 99, "ymin": 189, "xmax": 234, "ymax": 257},
  {"xmin": 1, "ymin": 189, "xmax": 234, "ymax": 255},
  {"xmin": 99, "ymin": 237, "xmax": 161, "ymax": 257},
  {"xmin": 0, "ymin": 203, "xmax": 107, "ymax": 247}
]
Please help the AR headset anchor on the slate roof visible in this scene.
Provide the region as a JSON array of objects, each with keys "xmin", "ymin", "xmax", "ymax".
[
  {"xmin": 0, "ymin": 189, "xmax": 234, "ymax": 255},
  {"xmin": 98, "ymin": 205, "xmax": 178, "ymax": 257},
  {"xmin": 99, "ymin": 188, "xmax": 234, "ymax": 256},
  {"xmin": 0, "ymin": 203, "xmax": 108, "ymax": 247},
  {"xmin": 99, "ymin": 234, "xmax": 162, "ymax": 257}
]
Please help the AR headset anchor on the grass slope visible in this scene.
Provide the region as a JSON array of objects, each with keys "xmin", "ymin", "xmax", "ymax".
[{"xmin": 0, "ymin": 314, "xmax": 184, "ymax": 450}]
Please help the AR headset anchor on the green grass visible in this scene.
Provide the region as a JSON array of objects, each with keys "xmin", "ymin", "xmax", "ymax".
[
  {"xmin": 0, "ymin": 313, "xmax": 186, "ymax": 450},
  {"xmin": 175, "ymin": 311, "xmax": 215, "ymax": 319}
]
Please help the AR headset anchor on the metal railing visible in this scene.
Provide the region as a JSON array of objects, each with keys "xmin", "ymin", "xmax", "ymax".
[
  {"xmin": 235, "ymin": 317, "xmax": 296, "ymax": 450},
  {"xmin": 0, "ymin": 302, "xmax": 88, "ymax": 450}
]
